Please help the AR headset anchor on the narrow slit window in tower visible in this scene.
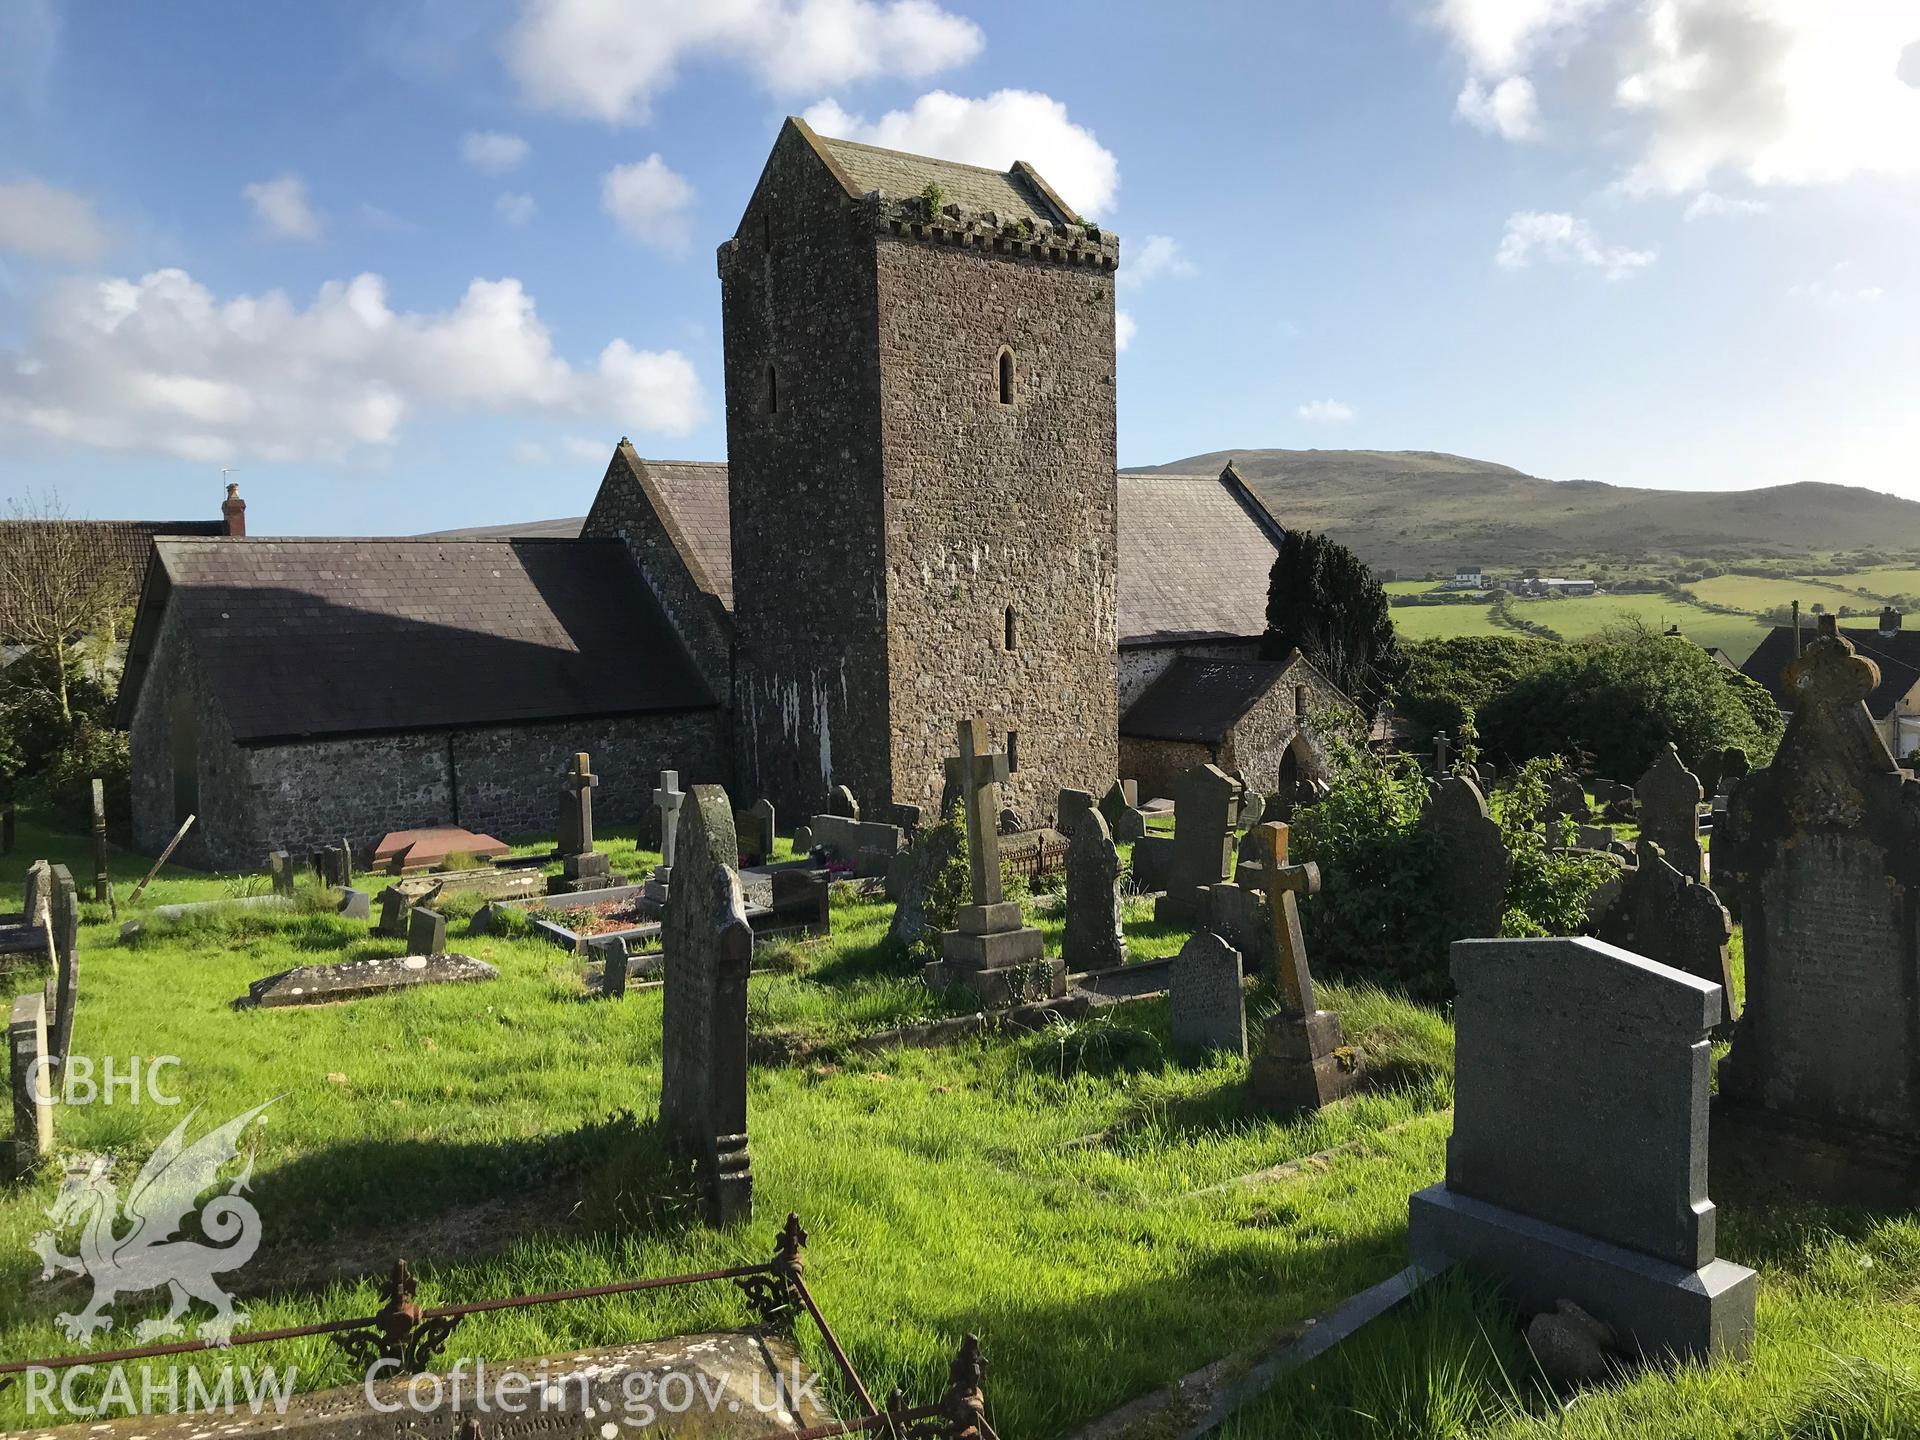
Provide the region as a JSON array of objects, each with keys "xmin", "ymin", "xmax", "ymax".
[
  {"xmin": 767, "ymin": 364, "xmax": 779, "ymax": 414},
  {"xmin": 998, "ymin": 349, "xmax": 1014, "ymax": 406}
]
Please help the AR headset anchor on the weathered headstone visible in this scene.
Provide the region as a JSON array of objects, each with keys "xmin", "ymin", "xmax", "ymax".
[
  {"xmin": 268, "ymin": 850, "xmax": 296, "ymax": 899},
  {"xmin": 1057, "ymin": 787, "xmax": 1096, "ymax": 840},
  {"xmin": 647, "ymin": 770, "xmax": 686, "ymax": 901},
  {"xmin": 20, "ymin": 859, "xmax": 50, "ymax": 935},
  {"xmin": 375, "ymin": 885, "xmax": 411, "ymax": 938},
  {"xmin": 89, "ymin": 778, "xmax": 110, "ymax": 904},
  {"xmin": 1099, "ymin": 779, "xmax": 1147, "ymax": 843},
  {"xmin": 1062, "ymin": 807, "xmax": 1125, "ymax": 973},
  {"xmin": 1199, "ymin": 880, "xmax": 1278, "ymax": 984},
  {"xmin": 313, "ymin": 841, "xmax": 353, "ymax": 890},
  {"xmin": 43, "ymin": 866, "xmax": 79, "ymax": 1070},
  {"xmin": 827, "ymin": 785, "xmax": 859, "ymax": 819},
  {"xmin": 1246, "ymin": 824, "xmax": 1357, "ymax": 1113},
  {"xmin": 242, "ymin": 953, "xmax": 497, "ymax": 1008},
  {"xmin": 886, "ymin": 812, "xmax": 962, "ymax": 952},
  {"xmin": 1432, "ymin": 731, "xmax": 1453, "ymax": 774},
  {"xmin": 10, "ymin": 991, "xmax": 53, "ymax": 1175},
  {"xmin": 1636, "ymin": 744, "xmax": 1704, "ymax": 884},
  {"xmin": 1155, "ymin": 765, "xmax": 1242, "ymax": 924},
  {"xmin": 1418, "ymin": 776, "xmax": 1510, "ymax": 940},
  {"xmin": 406, "ymin": 905, "xmax": 447, "ymax": 957},
  {"xmin": 932, "ymin": 719, "xmax": 1060, "ymax": 1005},
  {"xmin": 591, "ymin": 934, "xmax": 629, "ymax": 999},
  {"xmin": 660, "ymin": 784, "xmax": 754, "ymax": 1226},
  {"xmin": 1545, "ymin": 770, "xmax": 1589, "ymax": 825},
  {"xmin": 736, "ymin": 798, "xmax": 777, "ymax": 867},
  {"xmin": 1169, "ymin": 931, "xmax": 1247, "ymax": 1058},
  {"xmin": 1408, "ymin": 936, "xmax": 1756, "ymax": 1362},
  {"xmin": 336, "ymin": 887, "xmax": 372, "ymax": 922},
  {"xmin": 1593, "ymin": 840, "xmax": 1736, "ymax": 1038},
  {"xmin": 554, "ymin": 752, "xmax": 616, "ymax": 894},
  {"xmin": 1715, "ymin": 628, "xmax": 1920, "ymax": 1202}
]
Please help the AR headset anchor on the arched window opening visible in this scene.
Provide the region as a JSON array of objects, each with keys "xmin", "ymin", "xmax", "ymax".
[
  {"xmin": 1004, "ymin": 605, "xmax": 1019, "ymax": 652},
  {"xmin": 767, "ymin": 364, "xmax": 779, "ymax": 414},
  {"xmin": 997, "ymin": 348, "xmax": 1014, "ymax": 406}
]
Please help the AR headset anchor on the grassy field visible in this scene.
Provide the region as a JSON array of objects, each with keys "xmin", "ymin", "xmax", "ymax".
[
  {"xmin": 1688, "ymin": 574, "xmax": 1878, "ymax": 615},
  {"xmin": 1388, "ymin": 590, "xmax": 1771, "ymax": 660},
  {"xmin": 3, "ymin": 814, "xmax": 1916, "ymax": 1438}
]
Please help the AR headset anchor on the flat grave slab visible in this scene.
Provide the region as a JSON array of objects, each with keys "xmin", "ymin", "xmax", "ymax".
[
  {"xmin": 238, "ymin": 953, "xmax": 498, "ymax": 1009},
  {"xmin": 371, "ymin": 827, "xmax": 511, "ymax": 875},
  {"xmin": 15, "ymin": 1331, "xmax": 832, "ymax": 1440}
]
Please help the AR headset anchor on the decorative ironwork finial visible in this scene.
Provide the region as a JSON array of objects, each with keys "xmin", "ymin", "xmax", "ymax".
[{"xmin": 334, "ymin": 1257, "xmax": 463, "ymax": 1374}]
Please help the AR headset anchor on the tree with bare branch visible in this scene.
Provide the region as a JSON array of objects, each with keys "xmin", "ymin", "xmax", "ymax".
[{"xmin": 0, "ymin": 492, "xmax": 137, "ymax": 725}]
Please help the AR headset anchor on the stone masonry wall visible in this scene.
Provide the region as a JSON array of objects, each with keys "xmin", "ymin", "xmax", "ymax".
[
  {"xmin": 1219, "ymin": 658, "xmax": 1342, "ymax": 792},
  {"xmin": 874, "ymin": 232, "xmax": 1119, "ymax": 827},
  {"xmin": 127, "ymin": 615, "xmax": 251, "ymax": 871},
  {"xmin": 1120, "ymin": 736, "xmax": 1214, "ymax": 804},
  {"xmin": 721, "ymin": 125, "xmax": 893, "ymax": 820},
  {"xmin": 1118, "ymin": 638, "xmax": 1262, "ymax": 713}
]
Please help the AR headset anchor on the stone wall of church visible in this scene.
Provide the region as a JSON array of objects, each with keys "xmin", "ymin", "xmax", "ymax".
[
  {"xmin": 127, "ymin": 615, "xmax": 251, "ymax": 872},
  {"xmin": 721, "ymin": 125, "xmax": 894, "ymax": 821},
  {"xmin": 873, "ymin": 233, "xmax": 1119, "ymax": 828},
  {"xmin": 1118, "ymin": 638, "xmax": 1263, "ymax": 713},
  {"xmin": 1217, "ymin": 660, "xmax": 1343, "ymax": 793}
]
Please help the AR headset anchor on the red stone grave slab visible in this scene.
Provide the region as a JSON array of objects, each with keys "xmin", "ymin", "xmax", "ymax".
[{"xmin": 370, "ymin": 826, "xmax": 511, "ymax": 875}]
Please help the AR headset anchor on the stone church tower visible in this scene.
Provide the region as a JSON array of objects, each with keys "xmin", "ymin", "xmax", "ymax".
[{"xmin": 719, "ymin": 117, "xmax": 1121, "ymax": 823}]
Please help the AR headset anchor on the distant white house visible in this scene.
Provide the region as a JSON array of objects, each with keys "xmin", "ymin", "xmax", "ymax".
[{"xmin": 1452, "ymin": 563, "xmax": 1484, "ymax": 587}]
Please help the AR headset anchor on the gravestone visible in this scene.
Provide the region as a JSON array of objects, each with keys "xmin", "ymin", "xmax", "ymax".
[
  {"xmin": 1246, "ymin": 824, "xmax": 1357, "ymax": 1114},
  {"xmin": 406, "ymin": 906, "xmax": 447, "ymax": 957},
  {"xmin": 375, "ymin": 885, "xmax": 411, "ymax": 938},
  {"xmin": 43, "ymin": 865, "xmax": 79, "ymax": 1069},
  {"xmin": 1418, "ymin": 776, "xmax": 1510, "ymax": 940},
  {"xmin": 268, "ymin": 851, "xmax": 296, "ymax": 899},
  {"xmin": 1131, "ymin": 834, "xmax": 1172, "ymax": 894},
  {"xmin": 647, "ymin": 770, "xmax": 686, "ymax": 902},
  {"xmin": 20, "ymin": 859, "xmax": 50, "ymax": 934},
  {"xmin": 1062, "ymin": 807, "xmax": 1125, "ymax": 972},
  {"xmin": 931, "ymin": 720, "xmax": 1060, "ymax": 1005},
  {"xmin": 313, "ymin": 841, "xmax": 353, "ymax": 890},
  {"xmin": 1636, "ymin": 744, "xmax": 1705, "ymax": 884},
  {"xmin": 371, "ymin": 827, "xmax": 508, "ymax": 874},
  {"xmin": 336, "ymin": 887, "xmax": 372, "ymax": 922},
  {"xmin": 1155, "ymin": 765, "xmax": 1242, "ymax": 924},
  {"xmin": 553, "ymin": 752, "xmax": 616, "ymax": 894},
  {"xmin": 1238, "ymin": 789, "xmax": 1266, "ymax": 836},
  {"xmin": 885, "ymin": 813, "xmax": 963, "ymax": 952},
  {"xmin": 1545, "ymin": 771, "xmax": 1589, "ymax": 824},
  {"xmin": 1169, "ymin": 931, "xmax": 1246, "ymax": 1058},
  {"xmin": 242, "ymin": 953, "xmax": 497, "ymax": 1008},
  {"xmin": 10, "ymin": 991, "xmax": 53, "ymax": 1175},
  {"xmin": 827, "ymin": 785, "xmax": 859, "ymax": 819},
  {"xmin": 1408, "ymin": 936, "xmax": 1756, "ymax": 1362},
  {"xmin": 1714, "ymin": 627, "xmax": 1920, "ymax": 1203},
  {"xmin": 591, "ymin": 934, "xmax": 629, "ymax": 999},
  {"xmin": 1057, "ymin": 787, "xmax": 1096, "ymax": 841},
  {"xmin": 1432, "ymin": 731, "xmax": 1453, "ymax": 774},
  {"xmin": 1593, "ymin": 840, "xmax": 1736, "ymax": 1039},
  {"xmin": 1099, "ymin": 779, "xmax": 1147, "ymax": 843},
  {"xmin": 1199, "ymin": 880, "xmax": 1278, "ymax": 984},
  {"xmin": 659, "ymin": 784, "xmax": 754, "ymax": 1226},
  {"xmin": 736, "ymin": 798, "xmax": 776, "ymax": 867}
]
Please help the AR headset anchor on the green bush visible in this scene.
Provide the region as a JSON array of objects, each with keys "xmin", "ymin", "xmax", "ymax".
[
  {"xmin": 1396, "ymin": 636, "xmax": 1557, "ymax": 736},
  {"xmin": 1492, "ymin": 760, "xmax": 1615, "ymax": 937},
  {"xmin": 1479, "ymin": 628, "xmax": 1782, "ymax": 780},
  {"xmin": 28, "ymin": 716, "xmax": 129, "ymax": 834}
]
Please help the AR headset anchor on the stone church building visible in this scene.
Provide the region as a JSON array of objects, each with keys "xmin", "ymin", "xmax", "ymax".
[{"xmin": 120, "ymin": 120, "xmax": 1316, "ymax": 869}]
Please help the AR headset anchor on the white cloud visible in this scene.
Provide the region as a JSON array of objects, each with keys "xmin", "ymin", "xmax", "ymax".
[
  {"xmin": 0, "ymin": 179, "xmax": 108, "ymax": 263},
  {"xmin": 1788, "ymin": 264, "xmax": 1886, "ymax": 306},
  {"xmin": 242, "ymin": 174, "xmax": 321, "ymax": 240},
  {"xmin": 1118, "ymin": 235, "xmax": 1194, "ymax": 290},
  {"xmin": 601, "ymin": 155, "xmax": 694, "ymax": 252},
  {"xmin": 1428, "ymin": 1, "xmax": 1920, "ymax": 195},
  {"xmin": 804, "ymin": 90, "xmax": 1120, "ymax": 217},
  {"xmin": 1297, "ymin": 399, "xmax": 1356, "ymax": 422},
  {"xmin": 1114, "ymin": 310, "xmax": 1136, "ymax": 353},
  {"xmin": 495, "ymin": 191, "xmax": 537, "ymax": 225},
  {"xmin": 505, "ymin": 0, "xmax": 982, "ymax": 125},
  {"xmin": 1682, "ymin": 190, "xmax": 1770, "ymax": 221},
  {"xmin": 462, "ymin": 130, "xmax": 530, "ymax": 174},
  {"xmin": 0, "ymin": 267, "xmax": 703, "ymax": 465},
  {"xmin": 1456, "ymin": 74, "xmax": 1540, "ymax": 140},
  {"xmin": 1495, "ymin": 210, "xmax": 1656, "ymax": 278}
]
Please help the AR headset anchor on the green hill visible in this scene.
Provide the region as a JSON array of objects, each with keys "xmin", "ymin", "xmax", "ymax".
[{"xmin": 1125, "ymin": 449, "xmax": 1920, "ymax": 575}]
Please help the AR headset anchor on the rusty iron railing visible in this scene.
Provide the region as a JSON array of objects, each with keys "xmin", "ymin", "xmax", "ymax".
[{"xmin": 0, "ymin": 1213, "xmax": 990, "ymax": 1440}]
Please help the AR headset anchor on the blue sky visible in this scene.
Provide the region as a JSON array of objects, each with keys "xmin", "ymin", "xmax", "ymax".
[{"xmin": 1, "ymin": 0, "xmax": 1915, "ymax": 535}]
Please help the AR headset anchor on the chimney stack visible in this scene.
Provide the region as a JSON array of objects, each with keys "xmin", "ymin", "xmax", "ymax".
[
  {"xmin": 1880, "ymin": 606, "xmax": 1901, "ymax": 638},
  {"xmin": 222, "ymin": 482, "xmax": 246, "ymax": 537}
]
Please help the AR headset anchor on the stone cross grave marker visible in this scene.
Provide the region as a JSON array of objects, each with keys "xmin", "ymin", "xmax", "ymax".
[
  {"xmin": 1636, "ymin": 744, "xmax": 1705, "ymax": 884},
  {"xmin": 1246, "ymin": 823, "xmax": 1357, "ymax": 1114},
  {"xmin": 1169, "ymin": 930, "xmax": 1246, "ymax": 1058},
  {"xmin": 1418, "ymin": 775, "xmax": 1511, "ymax": 940},
  {"xmin": 1062, "ymin": 806, "xmax": 1125, "ymax": 973},
  {"xmin": 1154, "ymin": 764, "xmax": 1241, "ymax": 924},
  {"xmin": 554, "ymin": 752, "xmax": 615, "ymax": 894},
  {"xmin": 647, "ymin": 770, "xmax": 686, "ymax": 901},
  {"xmin": 933, "ymin": 719, "xmax": 1061, "ymax": 1005},
  {"xmin": 660, "ymin": 784, "xmax": 754, "ymax": 1226},
  {"xmin": 10, "ymin": 991, "xmax": 53, "ymax": 1175},
  {"xmin": 1594, "ymin": 839, "xmax": 1736, "ymax": 1038},
  {"xmin": 1408, "ymin": 936, "xmax": 1756, "ymax": 1362},
  {"xmin": 1713, "ymin": 627, "xmax": 1920, "ymax": 1202}
]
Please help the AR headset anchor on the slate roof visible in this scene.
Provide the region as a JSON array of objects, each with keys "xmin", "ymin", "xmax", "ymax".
[
  {"xmin": 1117, "ymin": 473, "xmax": 1283, "ymax": 644},
  {"xmin": 119, "ymin": 538, "xmax": 716, "ymax": 742},
  {"xmin": 1741, "ymin": 623, "xmax": 1920, "ymax": 720},
  {"xmin": 1121, "ymin": 657, "xmax": 1291, "ymax": 743},
  {"xmin": 816, "ymin": 133, "xmax": 1074, "ymax": 227},
  {"xmin": 419, "ymin": 516, "xmax": 586, "ymax": 540},
  {"xmin": 0, "ymin": 518, "xmax": 225, "ymax": 610},
  {"xmin": 635, "ymin": 460, "xmax": 734, "ymax": 611}
]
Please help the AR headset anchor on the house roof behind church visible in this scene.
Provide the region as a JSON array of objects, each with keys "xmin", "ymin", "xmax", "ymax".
[
  {"xmin": 120, "ymin": 537, "xmax": 715, "ymax": 742},
  {"xmin": 1740, "ymin": 623, "xmax": 1920, "ymax": 721},
  {"xmin": 815, "ymin": 133, "xmax": 1074, "ymax": 228}
]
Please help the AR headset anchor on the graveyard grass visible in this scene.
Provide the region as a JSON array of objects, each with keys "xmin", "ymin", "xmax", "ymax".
[{"xmin": 3, "ymin": 815, "xmax": 1919, "ymax": 1439}]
